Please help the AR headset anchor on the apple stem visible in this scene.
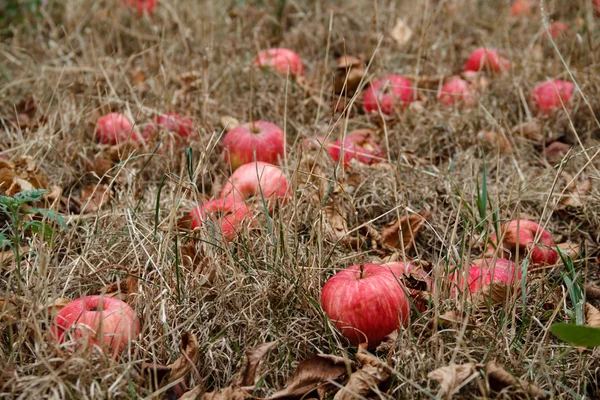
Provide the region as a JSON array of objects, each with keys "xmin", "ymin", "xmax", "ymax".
[{"xmin": 359, "ymin": 264, "xmax": 364, "ymax": 279}]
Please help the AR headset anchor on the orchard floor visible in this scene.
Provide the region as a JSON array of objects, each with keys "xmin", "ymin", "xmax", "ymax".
[{"xmin": 1, "ymin": 0, "xmax": 600, "ymax": 399}]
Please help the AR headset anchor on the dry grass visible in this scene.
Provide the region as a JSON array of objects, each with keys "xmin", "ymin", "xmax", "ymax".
[{"xmin": 1, "ymin": 0, "xmax": 600, "ymax": 398}]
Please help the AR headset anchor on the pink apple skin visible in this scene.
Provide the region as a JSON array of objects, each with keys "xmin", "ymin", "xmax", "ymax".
[
  {"xmin": 254, "ymin": 48, "xmax": 305, "ymax": 77},
  {"xmin": 143, "ymin": 113, "xmax": 194, "ymax": 140},
  {"xmin": 450, "ymin": 258, "xmax": 521, "ymax": 297},
  {"xmin": 595, "ymin": 0, "xmax": 600, "ymax": 17},
  {"xmin": 94, "ymin": 113, "xmax": 143, "ymax": 145},
  {"xmin": 328, "ymin": 129, "xmax": 384, "ymax": 167},
  {"xmin": 123, "ymin": 0, "xmax": 157, "ymax": 15},
  {"xmin": 531, "ymin": 80, "xmax": 574, "ymax": 115},
  {"xmin": 220, "ymin": 161, "xmax": 290, "ymax": 206},
  {"xmin": 362, "ymin": 75, "xmax": 416, "ymax": 115},
  {"xmin": 222, "ymin": 121, "xmax": 285, "ymax": 171},
  {"xmin": 489, "ymin": 220, "xmax": 558, "ymax": 267},
  {"xmin": 438, "ymin": 77, "xmax": 475, "ymax": 107},
  {"xmin": 464, "ymin": 48, "xmax": 511, "ymax": 73},
  {"xmin": 189, "ymin": 198, "xmax": 252, "ymax": 241},
  {"xmin": 51, "ymin": 296, "xmax": 141, "ymax": 357},
  {"xmin": 546, "ymin": 22, "xmax": 569, "ymax": 38},
  {"xmin": 321, "ymin": 264, "xmax": 411, "ymax": 348}
]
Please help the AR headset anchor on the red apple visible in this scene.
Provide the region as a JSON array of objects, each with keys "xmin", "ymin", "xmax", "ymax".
[
  {"xmin": 438, "ymin": 77, "xmax": 476, "ymax": 107},
  {"xmin": 123, "ymin": 0, "xmax": 157, "ymax": 15},
  {"xmin": 94, "ymin": 113, "xmax": 143, "ymax": 145},
  {"xmin": 220, "ymin": 161, "xmax": 290, "ymax": 206},
  {"xmin": 51, "ymin": 296, "xmax": 141, "ymax": 357},
  {"xmin": 489, "ymin": 219, "xmax": 558, "ymax": 267},
  {"xmin": 254, "ymin": 48, "xmax": 305, "ymax": 77},
  {"xmin": 222, "ymin": 121, "xmax": 285, "ymax": 171},
  {"xmin": 328, "ymin": 129, "xmax": 384, "ymax": 167},
  {"xmin": 189, "ymin": 197, "xmax": 252, "ymax": 241},
  {"xmin": 450, "ymin": 258, "xmax": 521, "ymax": 296},
  {"xmin": 321, "ymin": 264, "xmax": 411, "ymax": 348},
  {"xmin": 531, "ymin": 80, "xmax": 574, "ymax": 115},
  {"xmin": 143, "ymin": 113, "xmax": 194, "ymax": 142},
  {"xmin": 510, "ymin": 0, "xmax": 538, "ymax": 17},
  {"xmin": 464, "ymin": 48, "xmax": 511, "ymax": 73},
  {"xmin": 594, "ymin": 0, "xmax": 600, "ymax": 17},
  {"xmin": 362, "ymin": 74, "xmax": 416, "ymax": 115},
  {"xmin": 546, "ymin": 22, "xmax": 569, "ymax": 38}
]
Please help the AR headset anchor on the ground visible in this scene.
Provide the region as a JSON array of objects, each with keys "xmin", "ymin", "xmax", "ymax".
[{"xmin": 1, "ymin": 0, "xmax": 600, "ymax": 399}]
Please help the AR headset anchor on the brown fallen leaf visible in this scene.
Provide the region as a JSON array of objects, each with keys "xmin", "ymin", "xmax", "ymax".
[
  {"xmin": 586, "ymin": 285, "xmax": 600, "ymax": 301},
  {"xmin": 79, "ymin": 184, "xmax": 111, "ymax": 214},
  {"xmin": 390, "ymin": 18, "xmax": 413, "ymax": 47},
  {"xmin": 236, "ymin": 341, "xmax": 278, "ymax": 388},
  {"xmin": 180, "ymin": 242, "xmax": 216, "ymax": 286},
  {"xmin": 544, "ymin": 142, "xmax": 571, "ymax": 163},
  {"xmin": 485, "ymin": 362, "xmax": 547, "ymax": 399},
  {"xmin": 375, "ymin": 331, "xmax": 398, "ymax": 355},
  {"xmin": 556, "ymin": 242, "xmax": 580, "ymax": 261},
  {"xmin": 142, "ymin": 332, "xmax": 199, "ymax": 389},
  {"xmin": 204, "ymin": 387, "xmax": 248, "ymax": 400},
  {"xmin": 560, "ymin": 179, "xmax": 592, "ymax": 209},
  {"xmin": 477, "ymin": 130, "xmax": 512, "ymax": 154},
  {"xmin": 470, "ymin": 281, "xmax": 518, "ymax": 311},
  {"xmin": 46, "ymin": 297, "xmax": 70, "ymax": 319},
  {"xmin": 585, "ymin": 303, "xmax": 600, "ymax": 328},
  {"xmin": 322, "ymin": 198, "xmax": 359, "ymax": 247},
  {"xmin": 220, "ymin": 116, "xmax": 240, "ymax": 132},
  {"xmin": 333, "ymin": 56, "xmax": 365, "ymax": 96},
  {"xmin": 179, "ymin": 385, "xmax": 205, "ymax": 400},
  {"xmin": 270, "ymin": 354, "xmax": 352, "ymax": 399},
  {"xmin": 380, "ymin": 211, "xmax": 430, "ymax": 253},
  {"xmin": 428, "ymin": 363, "xmax": 479, "ymax": 398},
  {"xmin": 333, "ymin": 345, "xmax": 392, "ymax": 400},
  {"xmin": 0, "ymin": 156, "xmax": 49, "ymax": 196},
  {"xmin": 512, "ymin": 119, "xmax": 544, "ymax": 143}
]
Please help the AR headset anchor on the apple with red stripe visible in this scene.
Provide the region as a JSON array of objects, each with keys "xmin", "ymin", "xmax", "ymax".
[
  {"xmin": 189, "ymin": 197, "xmax": 252, "ymax": 241},
  {"xmin": 328, "ymin": 129, "xmax": 384, "ymax": 167},
  {"xmin": 220, "ymin": 161, "xmax": 290, "ymax": 207},
  {"xmin": 489, "ymin": 220, "xmax": 558, "ymax": 267},
  {"xmin": 254, "ymin": 48, "xmax": 304, "ymax": 77},
  {"xmin": 363, "ymin": 74, "xmax": 416, "ymax": 115},
  {"xmin": 94, "ymin": 113, "xmax": 144, "ymax": 145},
  {"xmin": 222, "ymin": 121, "xmax": 284, "ymax": 171}
]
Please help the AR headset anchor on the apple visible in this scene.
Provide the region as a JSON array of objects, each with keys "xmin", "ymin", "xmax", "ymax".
[
  {"xmin": 381, "ymin": 262, "xmax": 432, "ymax": 312},
  {"xmin": 546, "ymin": 22, "xmax": 569, "ymax": 38},
  {"xmin": 464, "ymin": 48, "xmax": 511, "ymax": 73},
  {"xmin": 594, "ymin": 0, "xmax": 600, "ymax": 17},
  {"xmin": 222, "ymin": 121, "xmax": 285, "ymax": 171},
  {"xmin": 531, "ymin": 80, "xmax": 574, "ymax": 115},
  {"xmin": 362, "ymin": 74, "xmax": 416, "ymax": 115},
  {"xmin": 450, "ymin": 258, "xmax": 521, "ymax": 296},
  {"xmin": 143, "ymin": 113, "xmax": 194, "ymax": 142},
  {"xmin": 123, "ymin": 0, "xmax": 157, "ymax": 15},
  {"xmin": 189, "ymin": 197, "xmax": 252, "ymax": 241},
  {"xmin": 321, "ymin": 264, "xmax": 411, "ymax": 348},
  {"xmin": 254, "ymin": 48, "xmax": 305, "ymax": 77},
  {"xmin": 510, "ymin": 0, "xmax": 537, "ymax": 17},
  {"xmin": 220, "ymin": 161, "xmax": 290, "ymax": 206},
  {"xmin": 438, "ymin": 77, "xmax": 475, "ymax": 107},
  {"xmin": 489, "ymin": 219, "xmax": 558, "ymax": 267},
  {"xmin": 51, "ymin": 296, "xmax": 141, "ymax": 357},
  {"xmin": 94, "ymin": 113, "xmax": 143, "ymax": 145},
  {"xmin": 328, "ymin": 129, "xmax": 384, "ymax": 167}
]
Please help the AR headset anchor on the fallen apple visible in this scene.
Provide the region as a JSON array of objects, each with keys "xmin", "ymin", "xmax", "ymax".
[
  {"xmin": 94, "ymin": 113, "xmax": 143, "ymax": 145},
  {"xmin": 510, "ymin": 0, "xmax": 537, "ymax": 17},
  {"xmin": 438, "ymin": 77, "xmax": 475, "ymax": 107},
  {"xmin": 464, "ymin": 48, "xmax": 511, "ymax": 73},
  {"xmin": 531, "ymin": 80, "xmax": 574, "ymax": 115},
  {"xmin": 51, "ymin": 296, "xmax": 141, "ymax": 357},
  {"xmin": 546, "ymin": 22, "xmax": 569, "ymax": 38},
  {"xmin": 450, "ymin": 258, "xmax": 521, "ymax": 296},
  {"xmin": 143, "ymin": 113, "xmax": 194, "ymax": 141},
  {"xmin": 328, "ymin": 129, "xmax": 384, "ymax": 167},
  {"xmin": 189, "ymin": 197, "xmax": 252, "ymax": 241},
  {"xmin": 362, "ymin": 74, "xmax": 416, "ymax": 115},
  {"xmin": 220, "ymin": 161, "xmax": 290, "ymax": 206},
  {"xmin": 222, "ymin": 121, "xmax": 285, "ymax": 171},
  {"xmin": 321, "ymin": 264, "xmax": 411, "ymax": 348},
  {"xmin": 254, "ymin": 48, "xmax": 305, "ymax": 77},
  {"xmin": 122, "ymin": 0, "xmax": 157, "ymax": 15},
  {"xmin": 595, "ymin": 0, "xmax": 600, "ymax": 17},
  {"xmin": 489, "ymin": 219, "xmax": 558, "ymax": 267}
]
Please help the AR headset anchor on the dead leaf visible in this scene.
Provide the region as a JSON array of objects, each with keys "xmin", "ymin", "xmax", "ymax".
[
  {"xmin": 375, "ymin": 331, "xmax": 398, "ymax": 355},
  {"xmin": 270, "ymin": 354, "xmax": 352, "ymax": 399},
  {"xmin": 556, "ymin": 242, "xmax": 580, "ymax": 261},
  {"xmin": 586, "ymin": 285, "xmax": 600, "ymax": 301},
  {"xmin": 390, "ymin": 18, "xmax": 413, "ymax": 47},
  {"xmin": 179, "ymin": 385, "xmax": 205, "ymax": 400},
  {"xmin": 585, "ymin": 303, "xmax": 600, "ymax": 328},
  {"xmin": 428, "ymin": 363, "xmax": 479, "ymax": 398},
  {"xmin": 90, "ymin": 154, "xmax": 114, "ymax": 177},
  {"xmin": 560, "ymin": 179, "xmax": 592, "ymax": 208},
  {"xmin": 544, "ymin": 142, "xmax": 571, "ymax": 163},
  {"xmin": 333, "ymin": 346, "xmax": 392, "ymax": 400},
  {"xmin": 46, "ymin": 297, "xmax": 70, "ymax": 319},
  {"xmin": 380, "ymin": 211, "xmax": 430, "ymax": 253},
  {"xmin": 79, "ymin": 184, "xmax": 111, "ymax": 214},
  {"xmin": 322, "ymin": 198, "xmax": 359, "ymax": 247},
  {"xmin": 204, "ymin": 387, "xmax": 249, "ymax": 400},
  {"xmin": 220, "ymin": 116, "xmax": 240, "ymax": 132},
  {"xmin": 512, "ymin": 119, "xmax": 544, "ymax": 143},
  {"xmin": 477, "ymin": 130, "xmax": 512, "ymax": 154},
  {"xmin": 333, "ymin": 56, "xmax": 365, "ymax": 96},
  {"xmin": 106, "ymin": 140, "xmax": 142, "ymax": 162},
  {"xmin": 236, "ymin": 341, "xmax": 278, "ymax": 388},
  {"xmin": 0, "ymin": 156, "xmax": 48, "ymax": 196},
  {"xmin": 180, "ymin": 242, "xmax": 216, "ymax": 286},
  {"xmin": 470, "ymin": 282, "xmax": 518, "ymax": 311},
  {"xmin": 142, "ymin": 332, "xmax": 199, "ymax": 389},
  {"xmin": 485, "ymin": 362, "xmax": 547, "ymax": 398}
]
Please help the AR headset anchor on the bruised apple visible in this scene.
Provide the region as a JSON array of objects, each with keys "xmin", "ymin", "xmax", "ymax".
[
  {"xmin": 189, "ymin": 198, "xmax": 252, "ymax": 241},
  {"xmin": 531, "ymin": 80, "xmax": 574, "ymax": 115},
  {"xmin": 321, "ymin": 264, "xmax": 411, "ymax": 348},
  {"xmin": 328, "ymin": 129, "xmax": 384, "ymax": 166},
  {"xmin": 438, "ymin": 77, "xmax": 475, "ymax": 107},
  {"xmin": 464, "ymin": 48, "xmax": 511, "ymax": 73},
  {"xmin": 143, "ymin": 113, "xmax": 194, "ymax": 141},
  {"xmin": 123, "ymin": 0, "xmax": 157, "ymax": 15},
  {"xmin": 489, "ymin": 219, "xmax": 558, "ymax": 267},
  {"xmin": 450, "ymin": 258, "xmax": 521, "ymax": 297},
  {"xmin": 220, "ymin": 161, "xmax": 290, "ymax": 206},
  {"xmin": 95, "ymin": 113, "xmax": 143, "ymax": 145},
  {"xmin": 222, "ymin": 121, "xmax": 285, "ymax": 171},
  {"xmin": 254, "ymin": 48, "xmax": 305, "ymax": 77},
  {"xmin": 362, "ymin": 74, "xmax": 416, "ymax": 115},
  {"xmin": 51, "ymin": 296, "xmax": 140, "ymax": 357}
]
